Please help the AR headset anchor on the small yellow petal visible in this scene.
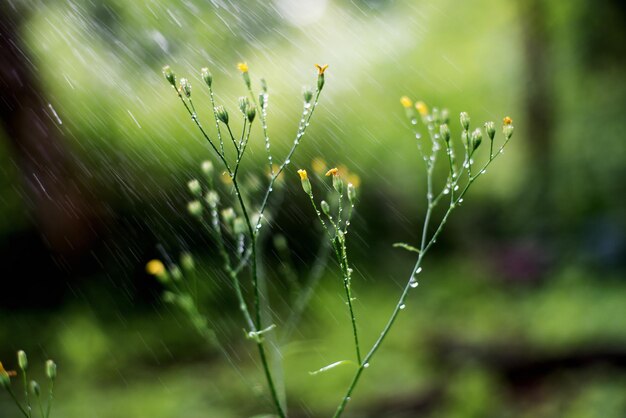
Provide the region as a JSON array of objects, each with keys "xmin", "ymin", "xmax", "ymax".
[
  {"xmin": 146, "ymin": 260, "xmax": 165, "ymax": 276},
  {"xmin": 400, "ymin": 96, "xmax": 412, "ymax": 108},
  {"xmin": 325, "ymin": 167, "xmax": 339, "ymax": 177},
  {"xmin": 503, "ymin": 116, "xmax": 513, "ymax": 125},
  {"xmin": 237, "ymin": 62, "xmax": 249, "ymax": 73},
  {"xmin": 297, "ymin": 169, "xmax": 308, "ymax": 180}
]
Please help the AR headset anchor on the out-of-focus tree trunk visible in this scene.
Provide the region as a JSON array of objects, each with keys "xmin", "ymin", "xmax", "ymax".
[
  {"xmin": 0, "ymin": 8, "xmax": 99, "ymax": 264},
  {"xmin": 518, "ymin": 0, "xmax": 555, "ymax": 235}
]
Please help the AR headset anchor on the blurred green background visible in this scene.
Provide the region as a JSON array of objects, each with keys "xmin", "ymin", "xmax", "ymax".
[{"xmin": 1, "ymin": 0, "xmax": 625, "ymax": 417}]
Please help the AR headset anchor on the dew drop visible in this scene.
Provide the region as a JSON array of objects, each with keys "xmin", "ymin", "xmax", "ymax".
[{"xmin": 399, "ymin": 304, "xmax": 406, "ymax": 310}]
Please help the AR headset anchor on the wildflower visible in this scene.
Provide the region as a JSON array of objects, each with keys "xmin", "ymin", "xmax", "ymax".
[
  {"xmin": 201, "ymin": 67, "xmax": 212, "ymax": 87},
  {"xmin": 178, "ymin": 78, "xmax": 191, "ymax": 98},
  {"xmin": 238, "ymin": 63, "xmax": 251, "ymax": 89},
  {"xmin": 303, "ymin": 87, "xmax": 314, "ymax": 103},
  {"xmin": 180, "ymin": 252, "xmax": 195, "ymax": 271},
  {"xmin": 201, "ymin": 160, "xmax": 214, "ymax": 177},
  {"xmin": 215, "ymin": 106, "xmax": 229, "ymax": 124},
  {"xmin": 162, "ymin": 65, "xmax": 176, "ymax": 87},
  {"xmin": 187, "ymin": 179, "xmax": 202, "ymax": 197},
  {"xmin": 297, "ymin": 169, "xmax": 312, "ymax": 195},
  {"xmin": 311, "ymin": 158, "xmax": 327, "ymax": 175},
  {"xmin": 321, "ymin": 200, "xmax": 330, "ymax": 215},
  {"xmin": 187, "ymin": 200, "xmax": 203, "ymax": 218},
  {"xmin": 246, "ymin": 104, "xmax": 257, "ymax": 123},
  {"xmin": 503, "ymin": 119, "xmax": 514, "ymax": 140},
  {"xmin": 17, "ymin": 351, "xmax": 27, "ymax": 371},
  {"xmin": 400, "ymin": 96, "xmax": 412, "ymax": 108},
  {"xmin": 484, "ymin": 121, "xmax": 496, "ymax": 140},
  {"xmin": 347, "ymin": 183, "xmax": 357, "ymax": 204},
  {"xmin": 325, "ymin": 167, "xmax": 339, "ymax": 177},
  {"xmin": 471, "ymin": 128, "xmax": 483, "ymax": 151},
  {"xmin": 460, "ymin": 111, "xmax": 470, "ymax": 131},
  {"xmin": 415, "ymin": 101, "xmax": 428, "ymax": 117},
  {"xmin": 1, "ymin": 361, "xmax": 17, "ymax": 390},
  {"xmin": 237, "ymin": 62, "xmax": 249, "ymax": 73},
  {"xmin": 315, "ymin": 64, "xmax": 328, "ymax": 91},
  {"xmin": 45, "ymin": 360, "xmax": 56, "ymax": 381},
  {"xmin": 146, "ymin": 260, "xmax": 166, "ymax": 276},
  {"xmin": 29, "ymin": 381, "xmax": 40, "ymax": 396},
  {"xmin": 314, "ymin": 64, "xmax": 328, "ymax": 75},
  {"xmin": 503, "ymin": 116, "xmax": 513, "ymax": 125},
  {"xmin": 347, "ymin": 173, "xmax": 361, "ymax": 188},
  {"xmin": 326, "ymin": 167, "xmax": 344, "ymax": 194},
  {"xmin": 439, "ymin": 123, "xmax": 451, "ymax": 143}
]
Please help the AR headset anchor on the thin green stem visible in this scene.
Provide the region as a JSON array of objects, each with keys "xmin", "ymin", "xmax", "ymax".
[
  {"xmin": 44, "ymin": 381, "xmax": 53, "ymax": 418},
  {"xmin": 22, "ymin": 370, "xmax": 31, "ymax": 418},
  {"xmin": 7, "ymin": 386, "xmax": 29, "ymax": 417}
]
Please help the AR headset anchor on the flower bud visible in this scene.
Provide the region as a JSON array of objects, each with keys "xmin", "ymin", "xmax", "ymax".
[
  {"xmin": 246, "ymin": 104, "xmax": 256, "ymax": 123},
  {"xmin": 261, "ymin": 78, "xmax": 268, "ymax": 93},
  {"xmin": 187, "ymin": 200, "xmax": 203, "ymax": 218},
  {"xmin": 205, "ymin": 190, "xmax": 219, "ymax": 207},
  {"xmin": 0, "ymin": 371, "xmax": 9, "ymax": 390},
  {"xmin": 180, "ymin": 252, "xmax": 194, "ymax": 271},
  {"xmin": 439, "ymin": 123, "xmax": 451, "ymax": 143},
  {"xmin": 221, "ymin": 208, "xmax": 236, "ymax": 228},
  {"xmin": 303, "ymin": 88, "xmax": 313, "ymax": 103},
  {"xmin": 297, "ymin": 169, "xmax": 312, "ymax": 195},
  {"xmin": 29, "ymin": 380, "xmax": 40, "ymax": 396},
  {"xmin": 179, "ymin": 78, "xmax": 191, "ymax": 98},
  {"xmin": 170, "ymin": 265, "xmax": 182, "ymax": 281},
  {"xmin": 162, "ymin": 65, "xmax": 176, "ymax": 87},
  {"xmin": 484, "ymin": 121, "xmax": 496, "ymax": 140},
  {"xmin": 258, "ymin": 93, "xmax": 265, "ymax": 108},
  {"xmin": 45, "ymin": 360, "xmax": 56, "ymax": 381},
  {"xmin": 162, "ymin": 291, "xmax": 176, "ymax": 303},
  {"xmin": 17, "ymin": 350, "xmax": 27, "ymax": 371},
  {"xmin": 460, "ymin": 112, "xmax": 470, "ymax": 131},
  {"xmin": 215, "ymin": 106, "xmax": 229, "ymax": 124},
  {"xmin": 201, "ymin": 160, "xmax": 214, "ymax": 178},
  {"xmin": 321, "ymin": 200, "xmax": 330, "ymax": 215},
  {"xmin": 441, "ymin": 108, "xmax": 450, "ymax": 124},
  {"xmin": 471, "ymin": 128, "xmax": 483, "ymax": 151},
  {"xmin": 332, "ymin": 174, "xmax": 344, "ymax": 195},
  {"xmin": 315, "ymin": 64, "xmax": 328, "ymax": 91},
  {"xmin": 347, "ymin": 183, "xmax": 356, "ymax": 204},
  {"xmin": 187, "ymin": 179, "xmax": 202, "ymax": 197},
  {"xmin": 502, "ymin": 117, "xmax": 514, "ymax": 139},
  {"xmin": 238, "ymin": 96, "xmax": 249, "ymax": 114},
  {"xmin": 146, "ymin": 259, "xmax": 168, "ymax": 283},
  {"xmin": 233, "ymin": 218, "xmax": 247, "ymax": 235},
  {"xmin": 201, "ymin": 67, "xmax": 212, "ymax": 87}
]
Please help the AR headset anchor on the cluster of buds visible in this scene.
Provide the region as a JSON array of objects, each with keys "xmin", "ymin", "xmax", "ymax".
[
  {"xmin": 238, "ymin": 96, "xmax": 256, "ymax": 123},
  {"xmin": 1, "ymin": 351, "xmax": 57, "ymax": 416}
]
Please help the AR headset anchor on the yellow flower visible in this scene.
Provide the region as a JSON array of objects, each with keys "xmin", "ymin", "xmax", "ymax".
[
  {"xmin": 314, "ymin": 64, "xmax": 329, "ymax": 75},
  {"xmin": 297, "ymin": 169, "xmax": 308, "ymax": 181},
  {"xmin": 415, "ymin": 101, "xmax": 428, "ymax": 117},
  {"xmin": 311, "ymin": 158, "xmax": 327, "ymax": 175},
  {"xmin": 237, "ymin": 62, "xmax": 249, "ymax": 73},
  {"xmin": 400, "ymin": 96, "xmax": 412, "ymax": 108},
  {"xmin": 503, "ymin": 116, "xmax": 513, "ymax": 125},
  {"xmin": 325, "ymin": 167, "xmax": 339, "ymax": 177},
  {"xmin": 0, "ymin": 362, "xmax": 17, "ymax": 377},
  {"xmin": 347, "ymin": 173, "xmax": 361, "ymax": 188},
  {"xmin": 146, "ymin": 260, "xmax": 165, "ymax": 276}
]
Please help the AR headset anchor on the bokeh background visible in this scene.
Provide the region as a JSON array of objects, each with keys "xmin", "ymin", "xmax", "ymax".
[{"xmin": 1, "ymin": 0, "xmax": 625, "ymax": 417}]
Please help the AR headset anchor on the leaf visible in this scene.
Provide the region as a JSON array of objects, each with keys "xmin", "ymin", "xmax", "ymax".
[
  {"xmin": 392, "ymin": 242, "xmax": 421, "ymax": 254},
  {"xmin": 309, "ymin": 360, "xmax": 357, "ymax": 376}
]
